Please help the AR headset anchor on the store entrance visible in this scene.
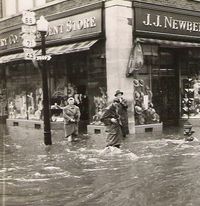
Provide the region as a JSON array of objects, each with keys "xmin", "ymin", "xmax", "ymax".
[{"xmin": 152, "ymin": 48, "xmax": 179, "ymax": 126}]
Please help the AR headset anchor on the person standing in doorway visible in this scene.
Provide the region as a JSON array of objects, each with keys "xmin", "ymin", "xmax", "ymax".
[
  {"xmin": 63, "ymin": 97, "xmax": 81, "ymax": 142},
  {"xmin": 114, "ymin": 90, "xmax": 129, "ymax": 138},
  {"xmin": 100, "ymin": 98, "xmax": 122, "ymax": 148}
]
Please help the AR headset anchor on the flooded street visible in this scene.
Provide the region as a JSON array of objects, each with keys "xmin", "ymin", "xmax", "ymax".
[{"xmin": 1, "ymin": 124, "xmax": 200, "ymax": 206}]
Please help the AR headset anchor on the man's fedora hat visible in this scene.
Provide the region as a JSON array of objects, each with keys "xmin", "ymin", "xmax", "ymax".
[{"xmin": 114, "ymin": 90, "xmax": 124, "ymax": 96}]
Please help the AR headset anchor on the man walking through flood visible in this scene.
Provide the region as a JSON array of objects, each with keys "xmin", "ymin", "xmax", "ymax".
[
  {"xmin": 100, "ymin": 98, "xmax": 122, "ymax": 148},
  {"xmin": 114, "ymin": 90, "xmax": 129, "ymax": 138}
]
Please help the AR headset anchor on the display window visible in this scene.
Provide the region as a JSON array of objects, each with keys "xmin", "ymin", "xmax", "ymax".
[
  {"xmin": 181, "ymin": 48, "xmax": 200, "ymax": 119},
  {"xmin": 133, "ymin": 44, "xmax": 160, "ymax": 125},
  {"xmin": 6, "ymin": 62, "xmax": 42, "ymax": 120},
  {"xmin": 2, "ymin": 40, "xmax": 107, "ymax": 127},
  {"xmin": 0, "ymin": 67, "xmax": 7, "ymax": 117},
  {"xmin": 48, "ymin": 40, "xmax": 107, "ymax": 126}
]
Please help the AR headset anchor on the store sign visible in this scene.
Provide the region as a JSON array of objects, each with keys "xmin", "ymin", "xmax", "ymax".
[
  {"xmin": 135, "ymin": 6, "xmax": 200, "ymax": 40},
  {"xmin": 46, "ymin": 9, "xmax": 102, "ymax": 42},
  {"xmin": 0, "ymin": 9, "xmax": 102, "ymax": 52}
]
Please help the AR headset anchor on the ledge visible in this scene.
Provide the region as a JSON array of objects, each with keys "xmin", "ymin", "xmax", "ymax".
[{"xmin": 135, "ymin": 123, "xmax": 163, "ymax": 133}]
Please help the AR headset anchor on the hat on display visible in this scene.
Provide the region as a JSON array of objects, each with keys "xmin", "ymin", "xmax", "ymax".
[
  {"xmin": 133, "ymin": 79, "xmax": 140, "ymax": 87},
  {"xmin": 135, "ymin": 105, "xmax": 143, "ymax": 115},
  {"xmin": 114, "ymin": 90, "xmax": 124, "ymax": 96},
  {"xmin": 139, "ymin": 79, "xmax": 144, "ymax": 87},
  {"xmin": 135, "ymin": 91, "xmax": 140, "ymax": 100}
]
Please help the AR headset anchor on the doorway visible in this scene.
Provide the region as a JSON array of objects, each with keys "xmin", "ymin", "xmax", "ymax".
[{"xmin": 152, "ymin": 48, "xmax": 180, "ymax": 126}]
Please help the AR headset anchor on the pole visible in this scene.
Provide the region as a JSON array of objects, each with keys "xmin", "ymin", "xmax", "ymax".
[{"xmin": 41, "ymin": 31, "xmax": 52, "ymax": 145}]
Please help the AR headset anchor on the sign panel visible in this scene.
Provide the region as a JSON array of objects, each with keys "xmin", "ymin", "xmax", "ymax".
[
  {"xmin": 22, "ymin": 10, "xmax": 36, "ymax": 25},
  {"xmin": 22, "ymin": 38, "xmax": 36, "ymax": 48},
  {"xmin": 23, "ymin": 48, "xmax": 36, "ymax": 60},
  {"xmin": 135, "ymin": 6, "xmax": 200, "ymax": 40},
  {"xmin": 21, "ymin": 25, "xmax": 37, "ymax": 34}
]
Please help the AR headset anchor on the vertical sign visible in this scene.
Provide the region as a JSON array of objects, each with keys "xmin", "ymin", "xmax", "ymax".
[{"xmin": 21, "ymin": 10, "xmax": 37, "ymax": 60}]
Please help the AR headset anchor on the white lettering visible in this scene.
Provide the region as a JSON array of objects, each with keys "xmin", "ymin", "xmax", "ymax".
[
  {"xmin": 143, "ymin": 13, "xmax": 151, "ymax": 26},
  {"xmin": 187, "ymin": 21, "xmax": 193, "ymax": 32},
  {"xmin": 66, "ymin": 20, "xmax": 72, "ymax": 32},
  {"xmin": 172, "ymin": 19, "xmax": 178, "ymax": 30},
  {"xmin": 90, "ymin": 17, "xmax": 96, "ymax": 27},
  {"xmin": 164, "ymin": 16, "xmax": 172, "ymax": 28},
  {"xmin": 193, "ymin": 22, "xmax": 199, "ymax": 32},
  {"xmin": 178, "ymin": 20, "xmax": 187, "ymax": 30}
]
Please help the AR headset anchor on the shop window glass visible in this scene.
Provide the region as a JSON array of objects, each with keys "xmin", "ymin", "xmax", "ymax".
[
  {"xmin": 48, "ymin": 41, "xmax": 106, "ymax": 127},
  {"xmin": 0, "ymin": 67, "xmax": 7, "ymax": 117},
  {"xmin": 6, "ymin": 62, "xmax": 42, "ymax": 120},
  {"xmin": 181, "ymin": 49, "xmax": 200, "ymax": 119}
]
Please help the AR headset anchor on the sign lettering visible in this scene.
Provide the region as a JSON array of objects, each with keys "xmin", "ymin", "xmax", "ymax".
[
  {"xmin": 0, "ymin": 9, "xmax": 102, "ymax": 51},
  {"xmin": 135, "ymin": 6, "xmax": 200, "ymax": 40}
]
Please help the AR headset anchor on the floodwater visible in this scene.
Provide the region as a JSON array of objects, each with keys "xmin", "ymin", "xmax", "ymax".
[{"xmin": 1, "ymin": 124, "xmax": 200, "ymax": 206}]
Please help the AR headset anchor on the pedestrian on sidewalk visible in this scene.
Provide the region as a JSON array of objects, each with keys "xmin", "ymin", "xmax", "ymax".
[
  {"xmin": 63, "ymin": 97, "xmax": 81, "ymax": 142},
  {"xmin": 114, "ymin": 90, "xmax": 129, "ymax": 138},
  {"xmin": 100, "ymin": 98, "xmax": 122, "ymax": 148}
]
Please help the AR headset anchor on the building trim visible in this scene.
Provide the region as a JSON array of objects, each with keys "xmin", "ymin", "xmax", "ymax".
[
  {"xmin": 133, "ymin": 1, "xmax": 200, "ymax": 17},
  {"xmin": 0, "ymin": 1, "xmax": 104, "ymax": 32}
]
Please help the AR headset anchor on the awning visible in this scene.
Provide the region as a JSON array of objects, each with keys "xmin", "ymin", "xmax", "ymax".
[
  {"xmin": 136, "ymin": 38, "xmax": 200, "ymax": 48},
  {"xmin": 0, "ymin": 52, "xmax": 24, "ymax": 64},
  {"xmin": 46, "ymin": 39, "xmax": 98, "ymax": 55},
  {"xmin": 0, "ymin": 39, "xmax": 98, "ymax": 64}
]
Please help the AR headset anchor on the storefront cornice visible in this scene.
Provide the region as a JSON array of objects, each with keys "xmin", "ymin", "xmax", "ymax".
[
  {"xmin": 0, "ymin": 1, "xmax": 104, "ymax": 34},
  {"xmin": 133, "ymin": 1, "xmax": 200, "ymax": 17}
]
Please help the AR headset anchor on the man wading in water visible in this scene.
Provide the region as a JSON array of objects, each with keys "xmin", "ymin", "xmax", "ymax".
[{"xmin": 100, "ymin": 98, "xmax": 122, "ymax": 148}]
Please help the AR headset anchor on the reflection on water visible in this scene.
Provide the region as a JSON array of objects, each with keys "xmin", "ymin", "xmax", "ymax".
[{"xmin": 1, "ymin": 124, "xmax": 200, "ymax": 206}]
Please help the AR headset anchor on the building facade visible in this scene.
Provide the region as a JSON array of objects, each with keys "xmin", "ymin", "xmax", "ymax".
[{"xmin": 1, "ymin": 0, "xmax": 200, "ymax": 133}]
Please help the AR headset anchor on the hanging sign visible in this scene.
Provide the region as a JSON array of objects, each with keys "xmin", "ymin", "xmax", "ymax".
[
  {"xmin": 21, "ymin": 25, "xmax": 37, "ymax": 34},
  {"xmin": 22, "ymin": 38, "xmax": 36, "ymax": 48},
  {"xmin": 22, "ymin": 10, "xmax": 36, "ymax": 25},
  {"xmin": 23, "ymin": 48, "xmax": 36, "ymax": 60}
]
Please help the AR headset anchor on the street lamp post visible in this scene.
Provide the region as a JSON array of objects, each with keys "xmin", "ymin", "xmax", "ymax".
[{"xmin": 37, "ymin": 16, "xmax": 52, "ymax": 145}]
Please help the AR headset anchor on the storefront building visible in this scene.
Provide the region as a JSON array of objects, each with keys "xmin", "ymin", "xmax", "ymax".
[
  {"xmin": 2, "ymin": 0, "xmax": 200, "ymax": 133},
  {"xmin": 131, "ymin": 1, "xmax": 200, "ymax": 128}
]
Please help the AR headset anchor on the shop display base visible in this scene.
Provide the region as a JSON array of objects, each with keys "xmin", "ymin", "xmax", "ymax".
[
  {"xmin": 87, "ymin": 124, "xmax": 107, "ymax": 135},
  {"xmin": 6, "ymin": 119, "xmax": 64, "ymax": 130},
  {"xmin": 135, "ymin": 123, "xmax": 163, "ymax": 134}
]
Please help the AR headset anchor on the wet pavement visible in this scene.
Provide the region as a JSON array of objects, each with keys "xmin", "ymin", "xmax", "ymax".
[{"xmin": 1, "ymin": 124, "xmax": 200, "ymax": 206}]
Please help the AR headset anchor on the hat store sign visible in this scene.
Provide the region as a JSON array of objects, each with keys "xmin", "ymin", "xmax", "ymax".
[{"xmin": 21, "ymin": 10, "xmax": 37, "ymax": 60}]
